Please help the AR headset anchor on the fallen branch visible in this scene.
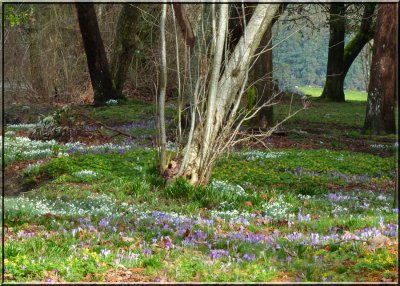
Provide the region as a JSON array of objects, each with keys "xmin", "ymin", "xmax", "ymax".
[{"xmin": 72, "ymin": 111, "xmax": 133, "ymax": 138}]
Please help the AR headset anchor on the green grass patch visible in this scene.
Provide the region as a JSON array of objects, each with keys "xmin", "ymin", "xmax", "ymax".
[{"xmin": 297, "ymin": 86, "xmax": 367, "ymax": 102}]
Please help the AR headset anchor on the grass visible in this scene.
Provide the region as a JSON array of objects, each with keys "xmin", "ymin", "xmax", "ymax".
[
  {"xmin": 297, "ymin": 86, "xmax": 368, "ymax": 102},
  {"xmin": 5, "ymin": 145, "xmax": 398, "ymax": 282},
  {"xmin": 4, "ymin": 98, "xmax": 398, "ymax": 283},
  {"xmin": 275, "ymin": 99, "xmax": 367, "ymax": 129},
  {"xmin": 274, "ymin": 97, "xmax": 398, "ymax": 141}
]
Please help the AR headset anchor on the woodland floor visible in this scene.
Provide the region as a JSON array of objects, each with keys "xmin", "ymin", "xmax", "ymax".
[{"xmin": 2, "ymin": 95, "xmax": 398, "ymax": 282}]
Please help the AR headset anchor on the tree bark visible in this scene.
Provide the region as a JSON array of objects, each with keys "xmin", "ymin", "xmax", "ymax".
[
  {"xmin": 320, "ymin": 4, "xmax": 376, "ymax": 102},
  {"xmin": 363, "ymin": 4, "xmax": 397, "ymax": 135},
  {"xmin": 28, "ymin": 14, "xmax": 48, "ymax": 100},
  {"xmin": 252, "ymin": 4, "xmax": 287, "ymax": 128},
  {"xmin": 172, "ymin": 4, "xmax": 195, "ymax": 52},
  {"xmin": 342, "ymin": 4, "xmax": 376, "ymax": 79},
  {"xmin": 228, "ymin": 4, "xmax": 285, "ymax": 128},
  {"xmin": 321, "ymin": 3, "xmax": 346, "ymax": 102},
  {"xmin": 158, "ymin": 4, "xmax": 168, "ymax": 173},
  {"xmin": 75, "ymin": 3, "xmax": 118, "ymax": 106},
  {"xmin": 110, "ymin": 4, "xmax": 140, "ymax": 97},
  {"xmin": 176, "ymin": 4, "xmax": 281, "ymax": 185},
  {"xmin": 253, "ymin": 25, "xmax": 274, "ymax": 128},
  {"xmin": 201, "ymin": 5, "xmax": 229, "ymax": 165}
]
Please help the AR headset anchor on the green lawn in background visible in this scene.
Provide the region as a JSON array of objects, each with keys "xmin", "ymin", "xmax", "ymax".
[
  {"xmin": 298, "ymin": 86, "xmax": 368, "ymax": 102},
  {"xmin": 275, "ymin": 99, "xmax": 367, "ymax": 128}
]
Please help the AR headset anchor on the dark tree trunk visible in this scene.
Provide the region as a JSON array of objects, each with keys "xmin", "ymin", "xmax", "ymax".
[
  {"xmin": 342, "ymin": 4, "xmax": 376, "ymax": 79},
  {"xmin": 227, "ymin": 4, "xmax": 255, "ymax": 53},
  {"xmin": 227, "ymin": 4, "xmax": 284, "ymax": 128},
  {"xmin": 250, "ymin": 4, "xmax": 286, "ymax": 127},
  {"xmin": 321, "ymin": 3, "xmax": 346, "ymax": 102},
  {"xmin": 172, "ymin": 4, "xmax": 195, "ymax": 52},
  {"xmin": 75, "ymin": 3, "xmax": 118, "ymax": 106},
  {"xmin": 321, "ymin": 4, "xmax": 376, "ymax": 102},
  {"xmin": 253, "ymin": 25, "xmax": 274, "ymax": 128},
  {"xmin": 110, "ymin": 4, "xmax": 141, "ymax": 97},
  {"xmin": 363, "ymin": 4, "xmax": 397, "ymax": 135}
]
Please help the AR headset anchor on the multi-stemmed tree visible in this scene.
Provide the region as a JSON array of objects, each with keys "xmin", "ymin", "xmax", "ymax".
[{"xmin": 157, "ymin": 4, "xmax": 306, "ymax": 185}]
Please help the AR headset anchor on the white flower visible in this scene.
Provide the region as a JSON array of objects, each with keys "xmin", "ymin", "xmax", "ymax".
[
  {"xmin": 106, "ymin": 99, "xmax": 118, "ymax": 105},
  {"xmin": 57, "ymin": 152, "xmax": 69, "ymax": 157},
  {"xmin": 262, "ymin": 196, "xmax": 293, "ymax": 220},
  {"xmin": 7, "ymin": 123, "xmax": 38, "ymax": 131},
  {"xmin": 210, "ymin": 180, "xmax": 247, "ymax": 198},
  {"xmin": 240, "ymin": 150, "xmax": 286, "ymax": 161},
  {"xmin": 72, "ymin": 170, "xmax": 98, "ymax": 179}
]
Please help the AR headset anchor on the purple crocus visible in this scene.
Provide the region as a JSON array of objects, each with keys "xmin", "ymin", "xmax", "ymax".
[
  {"xmin": 98, "ymin": 218, "xmax": 109, "ymax": 228},
  {"xmin": 142, "ymin": 248, "xmax": 152, "ymax": 256},
  {"xmin": 209, "ymin": 249, "xmax": 229, "ymax": 259},
  {"xmin": 100, "ymin": 249, "xmax": 111, "ymax": 257},
  {"xmin": 379, "ymin": 216, "xmax": 384, "ymax": 229},
  {"xmin": 242, "ymin": 253, "xmax": 256, "ymax": 261}
]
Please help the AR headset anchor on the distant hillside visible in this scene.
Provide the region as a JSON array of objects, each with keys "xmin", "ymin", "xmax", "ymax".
[{"xmin": 272, "ymin": 19, "xmax": 368, "ymax": 93}]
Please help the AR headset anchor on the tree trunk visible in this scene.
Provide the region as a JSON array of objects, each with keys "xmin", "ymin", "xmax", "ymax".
[
  {"xmin": 110, "ymin": 4, "xmax": 140, "ymax": 97},
  {"xmin": 320, "ymin": 3, "xmax": 346, "ymax": 102},
  {"xmin": 320, "ymin": 4, "xmax": 376, "ymax": 102},
  {"xmin": 342, "ymin": 4, "xmax": 376, "ymax": 79},
  {"xmin": 172, "ymin": 4, "xmax": 195, "ymax": 52},
  {"xmin": 75, "ymin": 3, "xmax": 118, "ymax": 106},
  {"xmin": 363, "ymin": 4, "xmax": 397, "ymax": 135},
  {"xmin": 176, "ymin": 4, "xmax": 281, "ymax": 185},
  {"xmin": 172, "ymin": 4, "xmax": 196, "ymax": 131},
  {"xmin": 229, "ymin": 4, "xmax": 285, "ymax": 128},
  {"xmin": 252, "ymin": 5, "xmax": 287, "ymax": 128},
  {"xmin": 253, "ymin": 25, "xmax": 274, "ymax": 128},
  {"xmin": 28, "ymin": 15, "xmax": 48, "ymax": 100},
  {"xmin": 158, "ymin": 4, "xmax": 168, "ymax": 173}
]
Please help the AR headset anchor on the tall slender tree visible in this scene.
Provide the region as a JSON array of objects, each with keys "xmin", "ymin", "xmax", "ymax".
[
  {"xmin": 363, "ymin": 4, "xmax": 397, "ymax": 134},
  {"xmin": 76, "ymin": 3, "xmax": 118, "ymax": 106}
]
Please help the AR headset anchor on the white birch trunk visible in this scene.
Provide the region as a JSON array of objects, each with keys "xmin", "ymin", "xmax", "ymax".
[{"xmin": 158, "ymin": 4, "xmax": 168, "ymax": 172}]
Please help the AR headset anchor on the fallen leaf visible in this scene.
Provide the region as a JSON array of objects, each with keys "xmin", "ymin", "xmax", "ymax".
[
  {"xmin": 183, "ymin": 228, "xmax": 191, "ymax": 238},
  {"xmin": 244, "ymin": 201, "xmax": 253, "ymax": 207},
  {"xmin": 121, "ymin": 236, "xmax": 135, "ymax": 242},
  {"xmin": 371, "ymin": 234, "xmax": 391, "ymax": 246}
]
